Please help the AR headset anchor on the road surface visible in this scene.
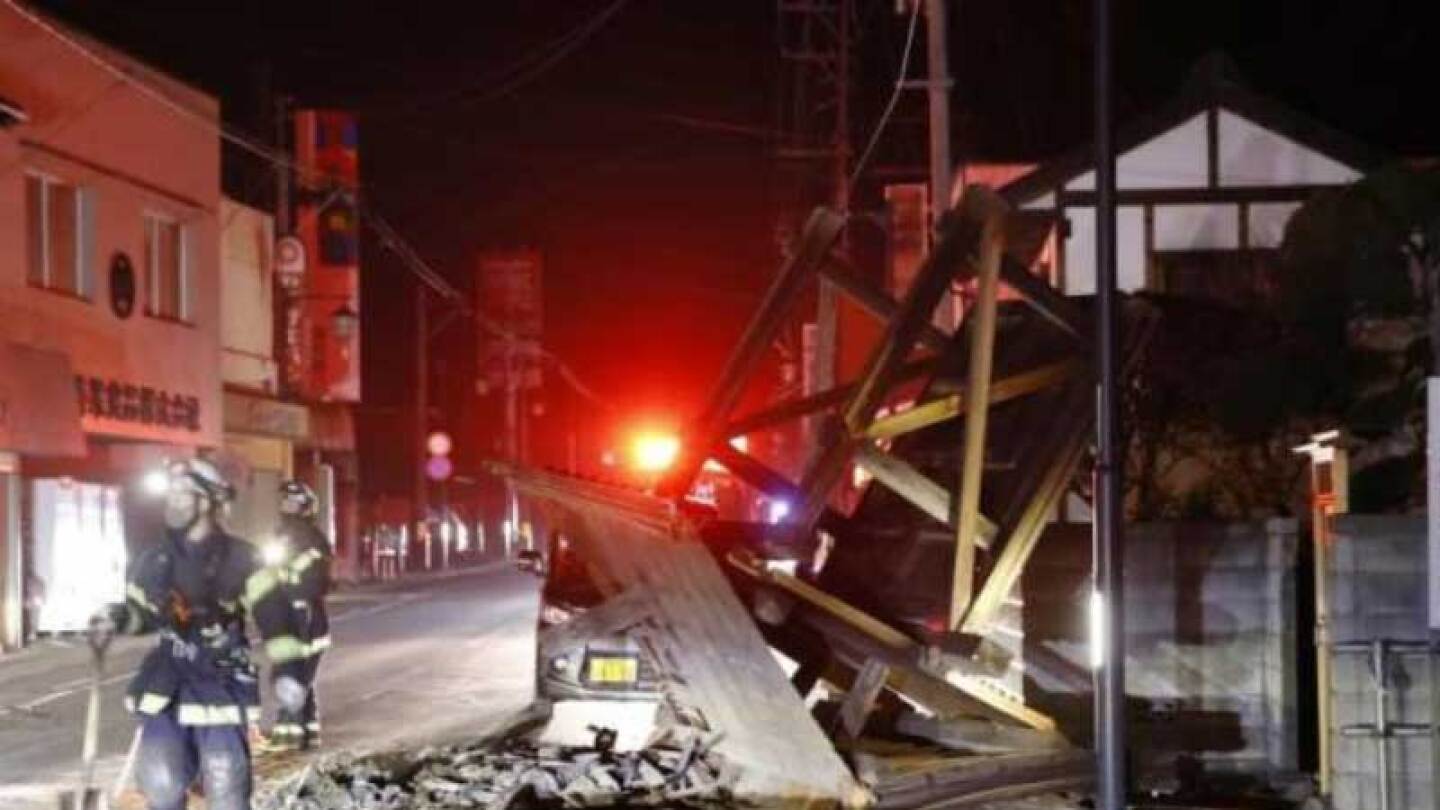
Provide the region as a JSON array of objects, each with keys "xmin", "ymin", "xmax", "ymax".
[{"xmin": 0, "ymin": 564, "xmax": 539, "ymax": 809}]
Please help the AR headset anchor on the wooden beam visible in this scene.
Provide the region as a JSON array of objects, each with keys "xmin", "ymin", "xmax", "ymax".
[
  {"xmin": 665, "ymin": 208, "xmax": 846, "ymax": 496},
  {"xmin": 708, "ymin": 442, "xmax": 850, "ymax": 535},
  {"xmin": 961, "ymin": 386, "xmax": 1091, "ymax": 636},
  {"xmin": 835, "ymin": 658, "xmax": 891, "ymax": 740},
  {"xmin": 951, "ymin": 209, "xmax": 1006, "ymax": 629},
  {"xmin": 725, "ymin": 357, "xmax": 936, "ymax": 437},
  {"xmin": 843, "ymin": 193, "xmax": 1006, "ymax": 434},
  {"xmin": 1000, "ymin": 256, "xmax": 1086, "ymax": 339},
  {"xmin": 791, "ymin": 188, "xmax": 1009, "ymax": 537},
  {"xmin": 732, "ymin": 552, "xmax": 1057, "ymax": 731},
  {"xmin": 864, "ymin": 359, "xmax": 1080, "ymax": 441},
  {"xmin": 538, "ymin": 586, "xmax": 656, "ymax": 652},
  {"xmin": 1057, "ymin": 183, "xmax": 1346, "ymax": 207},
  {"xmin": 820, "ymin": 254, "xmax": 952, "ymax": 352},
  {"xmin": 852, "ymin": 443, "xmax": 996, "ymax": 547}
]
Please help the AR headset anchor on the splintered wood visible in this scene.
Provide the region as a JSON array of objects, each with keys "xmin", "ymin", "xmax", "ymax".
[{"xmin": 508, "ymin": 468, "xmax": 863, "ymax": 808}]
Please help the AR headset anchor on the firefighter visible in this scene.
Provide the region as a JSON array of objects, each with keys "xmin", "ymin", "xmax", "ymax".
[
  {"xmin": 261, "ymin": 479, "xmax": 333, "ymax": 751},
  {"xmin": 91, "ymin": 458, "xmax": 310, "ymax": 810}
]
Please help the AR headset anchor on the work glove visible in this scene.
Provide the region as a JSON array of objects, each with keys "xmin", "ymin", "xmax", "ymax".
[
  {"xmin": 88, "ymin": 603, "xmax": 127, "ymax": 647},
  {"xmin": 274, "ymin": 674, "xmax": 308, "ymax": 714}
]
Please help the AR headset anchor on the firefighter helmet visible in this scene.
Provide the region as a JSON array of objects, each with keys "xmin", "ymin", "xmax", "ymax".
[
  {"xmin": 279, "ymin": 480, "xmax": 318, "ymax": 517},
  {"xmin": 167, "ymin": 457, "xmax": 236, "ymax": 505}
]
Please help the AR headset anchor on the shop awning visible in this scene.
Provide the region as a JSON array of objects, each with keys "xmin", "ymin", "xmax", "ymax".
[{"xmin": 0, "ymin": 344, "xmax": 85, "ymax": 457}]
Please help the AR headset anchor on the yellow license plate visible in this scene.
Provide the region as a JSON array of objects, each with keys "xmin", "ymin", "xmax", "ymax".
[{"xmin": 587, "ymin": 656, "xmax": 638, "ymax": 684}]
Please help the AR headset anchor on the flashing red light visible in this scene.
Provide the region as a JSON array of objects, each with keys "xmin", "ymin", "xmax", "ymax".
[{"xmin": 631, "ymin": 432, "xmax": 680, "ymax": 472}]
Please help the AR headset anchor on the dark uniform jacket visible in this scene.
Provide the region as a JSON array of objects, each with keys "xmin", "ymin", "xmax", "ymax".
[
  {"xmin": 118, "ymin": 528, "xmax": 307, "ymax": 727},
  {"xmin": 276, "ymin": 514, "xmax": 333, "ymax": 662}
]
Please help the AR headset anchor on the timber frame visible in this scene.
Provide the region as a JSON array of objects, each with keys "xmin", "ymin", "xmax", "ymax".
[{"xmin": 654, "ymin": 184, "xmax": 1157, "ymax": 734}]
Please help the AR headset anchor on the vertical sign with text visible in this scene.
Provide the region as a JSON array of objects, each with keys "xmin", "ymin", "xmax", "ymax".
[{"xmin": 289, "ymin": 110, "xmax": 362, "ymax": 403}]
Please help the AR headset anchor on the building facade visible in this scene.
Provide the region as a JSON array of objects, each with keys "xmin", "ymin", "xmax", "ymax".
[
  {"xmin": 217, "ymin": 199, "xmax": 311, "ymax": 543},
  {"xmin": 0, "ymin": 5, "xmax": 222, "ymax": 649},
  {"xmin": 997, "ymin": 56, "xmax": 1377, "ymax": 300}
]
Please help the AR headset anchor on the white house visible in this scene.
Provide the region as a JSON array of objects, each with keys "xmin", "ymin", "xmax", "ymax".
[{"xmin": 996, "ymin": 55, "xmax": 1383, "ymax": 301}]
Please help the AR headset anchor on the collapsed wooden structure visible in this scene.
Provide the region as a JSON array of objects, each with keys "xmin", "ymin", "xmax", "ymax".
[{"xmin": 502, "ymin": 185, "xmax": 1157, "ymax": 806}]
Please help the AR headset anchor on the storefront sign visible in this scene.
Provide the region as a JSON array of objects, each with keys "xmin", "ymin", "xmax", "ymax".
[
  {"xmin": 223, "ymin": 391, "xmax": 309, "ymax": 440},
  {"xmin": 73, "ymin": 375, "xmax": 200, "ymax": 432}
]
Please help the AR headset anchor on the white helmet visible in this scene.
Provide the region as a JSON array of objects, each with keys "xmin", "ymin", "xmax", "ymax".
[
  {"xmin": 279, "ymin": 479, "xmax": 318, "ymax": 517},
  {"xmin": 167, "ymin": 458, "xmax": 236, "ymax": 505}
]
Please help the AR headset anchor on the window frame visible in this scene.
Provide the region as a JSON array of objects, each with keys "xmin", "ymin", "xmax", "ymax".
[
  {"xmin": 142, "ymin": 210, "xmax": 192, "ymax": 324},
  {"xmin": 24, "ymin": 171, "xmax": 92, "ymax": 300}
]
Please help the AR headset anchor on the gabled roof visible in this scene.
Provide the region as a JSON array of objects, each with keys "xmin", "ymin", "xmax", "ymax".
[{"xmin": 999, "ymin": 53, "xmax": 1387, "ymax": 205}]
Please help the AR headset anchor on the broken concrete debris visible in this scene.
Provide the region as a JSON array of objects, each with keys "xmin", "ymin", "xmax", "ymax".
[{"xmin": 258, "ymin": 728, "xmax": 738, "ymax": 810}]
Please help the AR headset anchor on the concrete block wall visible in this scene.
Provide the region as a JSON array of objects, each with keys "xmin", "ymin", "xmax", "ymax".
[
  {"xmin": 1328, "ymin": 515, "xmax": 1435, "ymax": 810},
  {"xmin": 1023, "ymin": 519, "xmax": 1299, "ymax": 781}
]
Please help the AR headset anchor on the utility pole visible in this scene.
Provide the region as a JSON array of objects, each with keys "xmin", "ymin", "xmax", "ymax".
[
  {"xmin": 776, "ymin": 0, "xmax": 852, "ymax": 440},
  {"xmin": 504, "ymin": 337, "xmax": 521, "ymax": 552},
  {"xmin": 923, "ymin": 0, "xmax": 952, "ymax": 218},
  {"xmin": 1093, "ymin": 0, "xmax": 1127, "ymax": 806},
  {"xmin": 414, "ymin": 285, "xmax": 429, "ymax": 570},
  {"xmin": 921, "ymin": 0, "xmax": 954, "ymax": 325}
]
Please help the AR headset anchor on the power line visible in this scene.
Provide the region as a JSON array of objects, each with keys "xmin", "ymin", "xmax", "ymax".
[
  {"xmin": 2, "ymin": 0, "xmax": 356, "ymax": 193},
  {"xmin": 7, "ymin": 0, "xmax": 611, "ymax": 409},
  {"xmin": 848, "ymin": 0, "xmax": 922, "ymax": 190},
  {"xmin": 367, "ymin": 0, "xmax": 630, "ymax": 121},
  {"xmin": 359, "ymin": 204, "xmax": 613, "ymax": 411}
]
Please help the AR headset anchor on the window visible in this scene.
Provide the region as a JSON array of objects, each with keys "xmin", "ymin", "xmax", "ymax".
[
  {"xmin": 144, "ymin": 214, "xmax": 189, "ymax": 322},
  {"xmin": 25, "ymin": 174, "xmax": 93, "ymax": 298}
]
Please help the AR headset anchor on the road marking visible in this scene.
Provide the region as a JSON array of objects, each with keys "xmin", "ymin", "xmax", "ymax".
[{"xmin": 0, "ymin": 671, "xmax": 133, "ymax": 717}]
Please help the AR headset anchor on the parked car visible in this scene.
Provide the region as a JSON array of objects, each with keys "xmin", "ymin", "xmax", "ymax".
[{"xmin": 530, "ymin": 531, "xmax": 662, "ymax": 703}]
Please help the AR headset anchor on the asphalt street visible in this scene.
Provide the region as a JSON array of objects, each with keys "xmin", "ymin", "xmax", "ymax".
[{"xmin": 0, "ymin": 564, "xmax": 540, "ymax": 809}]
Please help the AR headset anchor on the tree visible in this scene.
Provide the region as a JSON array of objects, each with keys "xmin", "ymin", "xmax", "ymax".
[{"xmin": 1277, "ymin": 164, "xmax": 1440, "ymax": 511}]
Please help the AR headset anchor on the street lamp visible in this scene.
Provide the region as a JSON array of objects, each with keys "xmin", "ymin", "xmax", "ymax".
[{"xmin": 330, "ymin": 302, "xmax": 360, "ymax": 341}]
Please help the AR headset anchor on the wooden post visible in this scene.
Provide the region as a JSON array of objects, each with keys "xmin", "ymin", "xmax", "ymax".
[
  {"xmin": 1294, "ymin": 429, "xmax": 1348, "ymax": 799},
  {"xmin": 950, "ymin": 205, "xmax": 1006, "ymax": 629},
  {"xmin": 961, "ymin": 385, "xmax": 1091, "ymax": 635}
]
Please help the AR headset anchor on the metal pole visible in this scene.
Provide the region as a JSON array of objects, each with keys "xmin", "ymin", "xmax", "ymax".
[
  {"xmin": 923, "ymin": 0, "xmax": 952, "ymax": 217},
  {"xmin": 275, "ymin": 95, "xmax": 292, "ymax": 237},
  {"xmin": 0, "ymin": 455, "xmax": 21, "ymax": 651},
  {"xmin": 812, "ymin": 0, "xmax": 851, "ymax": 451},
  {"xmin": 504, "ymin": 338, "xmax": 520, "ymax": 555},
  {"xmin": 1372, "ymin": 639, "xmax": 1391, "ymax": 810},
  {"xmin": 1427, "ymin": 378, "xmax": 1440, "ymax": 810},
  {"xmin": 414, "ymin": 286, "xmax": 429, "ymax": 571},
  {"xmin": 274, "ymin": 96, "xmax": 293, "ymax": 400},
  {"xmin": 1092, "ymin": 0, "xmax": 1127, "ymax": 806}
]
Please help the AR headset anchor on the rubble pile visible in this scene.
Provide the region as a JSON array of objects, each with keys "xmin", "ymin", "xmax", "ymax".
[{"xmin": 259, "ymin": 728, "xmax": 739, "ymax": 810}]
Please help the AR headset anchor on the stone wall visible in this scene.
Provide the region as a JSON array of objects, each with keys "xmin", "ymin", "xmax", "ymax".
[{"xmin": 1022, "ymin": 519, "xmax": 1300, "ymax": 783}]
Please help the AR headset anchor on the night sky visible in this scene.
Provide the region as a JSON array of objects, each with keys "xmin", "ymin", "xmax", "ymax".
[{"xmin": 30, "ymin": 0, "xmax": 1439, "ymax": 494}]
